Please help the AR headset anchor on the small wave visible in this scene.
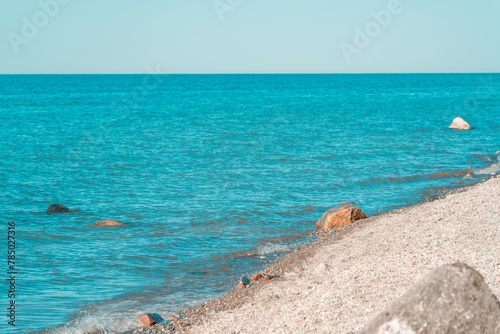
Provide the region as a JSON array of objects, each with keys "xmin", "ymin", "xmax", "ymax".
[
  {"xmin": 368, "ymin": 168, "xmax": 474, "ymax": 184},
  {"xmin": 254, "ymin": 243, "xmax": 289, "ymax": 256},
  {"xmin": 48, "ymin": 310, "xmax": 138, "ymax": 334},
  {"xmin": 475, "ymin": 164, "xmax": 500, "ymax": 175}
]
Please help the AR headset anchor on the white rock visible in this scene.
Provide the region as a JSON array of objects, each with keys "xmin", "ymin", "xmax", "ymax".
[{"xmin": 449, "ymin": 117, "xmax": 471, "ymax": 130}]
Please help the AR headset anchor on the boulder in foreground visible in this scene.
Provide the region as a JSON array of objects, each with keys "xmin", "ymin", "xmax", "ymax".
[
  {"xmin": 449, "ymin": 117, "xmax": 472, "ymax": 130},
  {"xmin": 360, "ymin": 263, "xmax": 500, "ymax": 334},
  {"xmin": 138, "ymin": 313, "xmax": 163, "ymax": 326},
  {"xmin": 95, "ymin": 220, "xmax": 122, "ymax": 227},
  {"xmin": 47, "ymin": 204, "xmax": 70, "ymax": 213},
  {"xmin": 316, "ymin": 205, "xmax": 368, "ymax": 230}
]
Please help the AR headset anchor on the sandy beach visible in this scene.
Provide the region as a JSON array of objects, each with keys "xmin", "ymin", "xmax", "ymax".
[{"xmin": 132, "ymin": 175, "xmax": 500, "ymax": 334}]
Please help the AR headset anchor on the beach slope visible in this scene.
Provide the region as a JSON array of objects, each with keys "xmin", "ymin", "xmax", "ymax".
[{"xmin": 170, "ymin": 176, "xmax": 500, "ymax": 334}]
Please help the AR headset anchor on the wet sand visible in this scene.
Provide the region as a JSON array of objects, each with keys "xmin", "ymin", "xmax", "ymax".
[{"xmin": 130, "ymin": 175, "xmax": 500, "ymax": 334}]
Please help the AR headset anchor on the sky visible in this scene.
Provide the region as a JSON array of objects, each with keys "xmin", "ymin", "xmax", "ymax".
[{"xmin": 1, "ymin": 0, "xmax": 499, "ymax": 74}]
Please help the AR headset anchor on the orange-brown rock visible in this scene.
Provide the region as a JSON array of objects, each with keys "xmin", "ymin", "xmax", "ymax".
[
  {"xmin": 454, "ymin": 180, "xmax": 463, "ymax": 184},
  {"xmin": 237, "ymin": 281, "xmax": 246, "ymax": 289},
  {"xmin": 95, "ymin": 220, "xmax": 122, "ymax": 227},
  {"xmin": 138, "ymin": 313, "xmax": 163, "ymax": 326},
  {"xmin": 264, "ymin": 275, "xmax": 272, "ymax": 281},
  {"xmin": 283, "ymin": 248, "xmax": 291, "ymax": 252},
  {"xmin": 316, "ymin": 205, "xmax": 368, "ymax": 231},
  {"xmin": 250, "ymin": 273, "xmax": 263, "ymax": 282}
]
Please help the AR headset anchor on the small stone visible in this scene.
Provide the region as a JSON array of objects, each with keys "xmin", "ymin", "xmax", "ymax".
[
  {"xmin": 264, "ymin": 276, "xmax": 272, "ymax": 282},
  {"xmin": 47, "ymin": 203, "xmax": 70, "ymax": 213},
  {"xmin": 283, "ymin": 248, "xmax": 291, "ymax": 252},
  {"xmin": 95, "ymin": 220, "xmax": 122, "ymax": 227},
  {"xmin": 138, "ymin": 313, "xmax": 163, "ymax": 326},
  {"xmin": 294, "ymin": 248, "xmax": 300, "ymax": 252},
  {"xmin": 289, "ymin": 287, "xmax": 300, "ymax": 295},
  {"xmin": 250, "ymin": 273, "xmax": 263, "ymax": 282},
  {"xmin": 313, "ymin": 263, "xmax": 330, "ymax": 276},
  {"xmin": 241, "ymin": 276, "xmax": 251, "ymax": 285},
  {"xmin": 453, "ymin": 180, "xmax": 463, "ymax": 184}
]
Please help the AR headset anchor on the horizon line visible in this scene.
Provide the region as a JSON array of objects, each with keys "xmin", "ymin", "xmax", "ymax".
[{"xmin": 1, "ymin": 72, "xmax": 499, "ymax": 75}]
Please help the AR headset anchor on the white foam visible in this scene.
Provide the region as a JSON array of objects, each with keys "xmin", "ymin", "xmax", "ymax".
[
  {"xmin": 50, "ymin": 310, "xmax": 140, "ymax": 334},
  {"xmin": 255, "ymin": 243, "xmax": 289, "ymax": 256}
]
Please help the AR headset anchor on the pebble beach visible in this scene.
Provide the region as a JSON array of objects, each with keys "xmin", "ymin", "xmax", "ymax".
[{"xmin": 132, "ymin": 174, "xmax": 500, "ymax": 334}]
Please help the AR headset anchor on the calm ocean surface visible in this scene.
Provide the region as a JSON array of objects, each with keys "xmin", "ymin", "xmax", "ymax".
[{"xmin": 1, "ymin": 74, "xmax": 499, "ymax": 333}]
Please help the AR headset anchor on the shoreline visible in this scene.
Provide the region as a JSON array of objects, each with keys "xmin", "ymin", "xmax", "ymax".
[{"xmin": 128, "ymin": 173, "xmax": 500, "ymax": 334}]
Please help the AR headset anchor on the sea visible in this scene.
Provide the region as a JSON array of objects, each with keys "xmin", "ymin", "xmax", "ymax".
[{"xmin": 1, "ymin": 74, "xmax": 499, "ymax": 333}]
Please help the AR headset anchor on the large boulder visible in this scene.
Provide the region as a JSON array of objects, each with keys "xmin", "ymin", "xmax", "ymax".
[
  {"xmin": 360, "ymin": 263, "xmax": 500, "ymax": 334},
  {"xmin": 449, "ymin": 117, "xmax": 472, "ymax": 130},
  {"xmin": 316, "ymin": 205, "xmax": 368, "ymax": 230},
  {"xmin": 47, "ymin": 204, "xmax": 70, "ymax": 213}
]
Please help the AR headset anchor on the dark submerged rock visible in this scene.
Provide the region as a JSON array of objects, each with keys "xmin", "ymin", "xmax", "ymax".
[{"xmin": 46, "ymin": 203, "xmax": 70, "ymax": 213}]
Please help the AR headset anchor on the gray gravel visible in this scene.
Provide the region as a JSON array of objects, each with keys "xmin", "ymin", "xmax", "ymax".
[{"xmin": 176, "ymin": 176, "xmax": 500, "ymax": 333}]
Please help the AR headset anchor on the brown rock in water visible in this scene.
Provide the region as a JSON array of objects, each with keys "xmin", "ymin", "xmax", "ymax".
[
  {"xmin": 47, "ymin": 204, "xmax": 70, "ymax": 213},
  {"xmin": 316, "ymin": 205, "xmax": 368, "ymax": 230},
  {"xmin": 95, "ymin": 220, "xmax": 122, "ymax": 227},
  {"xmin": 236, "ymin": 281, "xmax": 246, "ymax": 289},
  {"xmin": 360, "ymin": 263, "xmax": 500, "ymax": 334},
  {"xmin": 138, "ymin": 313, "xmax": 163, "ymax": 326},
  {"xmin": 449, "ymin": 117, "xmax": 472, "ymax": 130},
  {"xmin": 250, "ymin": 273, "xmax": 263, "ymax": 282},
  {"xmin": 453, "ymin": 180, "xmax": 463, "ymax": 184},
  {"xmin": 283, "ymin": 248, "xmax": 291, "ymax": 252}
]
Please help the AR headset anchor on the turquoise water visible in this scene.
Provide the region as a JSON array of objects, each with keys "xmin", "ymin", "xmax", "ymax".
[{"xmin": 1, "ymin": 74, "xmax": 499, "ymax": 333}]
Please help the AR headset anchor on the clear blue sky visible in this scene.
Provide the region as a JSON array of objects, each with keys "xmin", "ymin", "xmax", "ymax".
[{"xmin": 1, "ymin": 0, "xmax": 499, "ymax": 74}]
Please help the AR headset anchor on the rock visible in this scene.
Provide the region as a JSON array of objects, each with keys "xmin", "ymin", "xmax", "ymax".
[
  {"xmin": 449, "ymin": 117, "xmax": 472, "ymax": 130},
  {"xmin": 360, "ymin": 263, "xmax": 500, "ymax": 334},
  {"xmin": 316, "ymin": 205, "xmax": 368, "ymax": 230},
  {"xmin": 453, "ymin": 180, "xmax": 463, "ymax": 184},
  {"xmin": 138, "ymin": 313, "xmax": 164, "ymax": 326},
  {"xmin": 95, "ymin": 220, "xmax": 122, "ymax": 227},
  {"xmin": 313, "ymin": 263, "xmax": 331, "ymax": 276},
  {"xmin": 236, "ymin": 281, "xmax": 246, "ymax": 289},
  {"xmin": 241, "ymin": 276, "xmax": 251, "ymax": 285},
  {"xmin": 264, "ymin": 275, "xmax": 272, "ymax": 282},
  {"xmin": 294, "ymin": 248, "xmax": 300, "ymax": 252},
  {"xmin": 47, "ymin": 204, "xmax": 70, "ymax": 213},
  {"xmin": 283, "ymin": 248, "xmax": 291, "ymax": 252},
  {"xmin": 250, "ymin": 273, "xmax": 263, "ymax": 282}
]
